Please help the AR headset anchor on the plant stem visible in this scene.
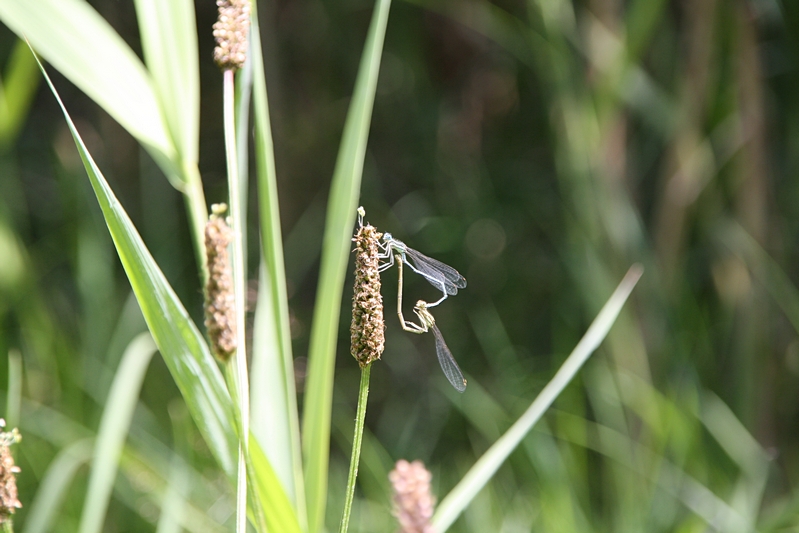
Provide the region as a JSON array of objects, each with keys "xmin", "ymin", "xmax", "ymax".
[
  {"xmin": 223, "ymin": 66, "xmax": 250, "ymax": 533},
  {"xmin": 182, "ymin": 161, "xmax": 209, "ymax": 287},
  {"xmin": 338, "ymin": 364, "xmax": 371, "ymax": 533}
]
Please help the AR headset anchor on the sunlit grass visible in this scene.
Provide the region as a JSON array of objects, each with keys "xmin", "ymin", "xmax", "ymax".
[{"xmin": 0, "ymin": 0, "xmax": 796, "ymax": 531}]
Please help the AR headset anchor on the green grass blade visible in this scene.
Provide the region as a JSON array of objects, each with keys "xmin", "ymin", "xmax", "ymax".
[
  {"xmin": 120, "ymin": 450, "xmax": 228, "ymax": 533},
  {"xmin": 301, "ymin": 1, "xmax": 391, "ymax": 531},
  {"xmin": 532, "ymin": 410, "xmax": 746, "ymax": 530},
  {"xmin": 251, "ymin": 264, "xmax": 299, "ymax": 497},
  {"xmin": 0, "ymin": 0, "xmax": 174, "ymax": 163},
  {"xmin": 248, "ymin": 433, "xmax": 304, "ymax": 533},
  {"xmin": 721, "ymin": 221, "xmax": 799, "ymax": 336},
  {"xmin": 130, "ymin": 0, "xmax": 208, "ymax": 273},
  {"xmin": 79, "ymin": 332, "xmax": 158, "ymax": 533},
  {"xmin": 700, "ymin": 392, "xmax": 770, "ymax": 476},
  {"xmin": 133, "ymin": 0, "xmax": 207, "ymax": 279},
  {"xmin": 0, "ymin": 39, "xmax": 40, "ymax": 147},
  {"xmin": 22, "ymin": 439, "xmax": 95, "ymax": 533},
  {"xmin": 133, "ymin": 0, "xmax": 199, "ymax": 164},
  {"xmin": 6, "ymin": 349, "xmax": 21, "ymax": 428},
  {"xmin": 700, "ymin": 393, "xmax": 769, "ymax": 530},
  {"xmin": 37, "ymin": 55, "xmax": 239, "ymax": 478},
  {"xmin": 249, "ymin": 3, "xmax": 306, "ymax": 522},
  {"xmin": 432, "ymin": 265, "xmax": 643, "ymax": 532},
  {"xmin": 155, "ymin": 403, "xmax": 193, "ymax": 533}
]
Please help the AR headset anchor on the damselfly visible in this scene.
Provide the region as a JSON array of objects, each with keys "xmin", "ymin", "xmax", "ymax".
[
  {"xmin": 378, "ymin": 233, "xmax": 466, "ymax": 307},
  {"xmin": 396, "ymin": 254, "xmax": 467, "ymax": 392}
]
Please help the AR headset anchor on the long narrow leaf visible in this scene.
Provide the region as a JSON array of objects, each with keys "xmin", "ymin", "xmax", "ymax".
[
  {"xmin": 249, "ymin": 2, "xmax": 306, "ymax": 522},
  {"xmin": 432, "ymin": 265, "xmax": 643, "ymax": 531},
  {"xmin": 0, "ymin": 0, "xmax": 174, "ymax": 164},
  {"xmin": 22, "ymin": 439, "xmax": 95, "ymax": 533},
  {"xmin": 37, "ymin": 54, "xmax": 239, "ymax": 478},
  {"xmin": 131, "ymin": 0, "xmax": 208, "ymax": 277},
  {"xmin": 248, "ymin": 434, "xmax": 304, "ymax": 533},
  {"xmin": 79, "ymin": 333, "xmax": 158, "ymax": 533},
  {"xmin": 119, "ymin": 446, "xmax": 226, "ymax": 533},
  {"xmin": 6, "ymin": 349, "xmax": 21, "ymax": 428},
  {"xmin": 0, "ymin": 39, "xmax": 41, "ymax": 147},
  {"xmin": 301, "ymin": 1, "xmax": 392, "ymax": 531},
  {"xmin": 133, "ymin": 0, "xmax": 199, "ymax": 164},
  {"xmin": 721, "ymin": 221, "xmax": 799, "ymax": 336}
]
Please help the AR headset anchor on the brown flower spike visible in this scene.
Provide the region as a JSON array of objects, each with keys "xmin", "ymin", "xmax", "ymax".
[
  {"xmin": 0, "ymin": 421, "xmax": 21, "ymax": 525},
  {"xmin": 389, "ymin": 459, "xmax": 436, "ymax": 533},
  {"xmin": 213, "ymin": 0, "xmax": 251, "ymax": 71},
  {"xmin": 205, "ymin": 204, "xmax": 237, "ymax": 362},
  {"xmin": 350, "ymin": 209, "xmax": 385, "ymax": 367}
]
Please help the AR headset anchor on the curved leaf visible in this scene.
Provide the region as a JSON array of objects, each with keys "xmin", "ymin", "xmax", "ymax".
[
  {"xmin": 22, "ymin": 439, "xmax": 95, "ymax": 533},
  {"xmin": 0, "ymin": 0, "xmax": 175, "ymax": 164},
  {"xmin": 301, "ymin": 0, "xmax": 392, "ymax": 531},
  {"xmin": 36, "ymin": 52, "xmax": 238, "ymax": 479},
  {"xmin": 0, "ymin": 39, "xmax": 41, "ymax": 147},
  {"xmin": 250, "ymin": 2, "xmax": 306, "ymax": 523},
  {"xmin": 433, "ymin": 265, "xmax": 643, "ymax": 531},
  {"xmin": 248, "ymin": 434, "xmax": 303, "ymax": 533},
  {"xmin": 79, "ymin": 333, "xmax": 157, "ymax": 533},
  {"xmin": 133, "ymin": 0, "xmax": 199, "ymax": 163}
]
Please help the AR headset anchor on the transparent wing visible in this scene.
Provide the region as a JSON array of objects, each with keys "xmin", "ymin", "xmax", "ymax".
[
  {"xmin": 404, "ymin": 247, "xmax": 467, "ymax": 296},
  {"xmin": 431, "ymin": 325, "xmax": 467, "ymax": 392}
]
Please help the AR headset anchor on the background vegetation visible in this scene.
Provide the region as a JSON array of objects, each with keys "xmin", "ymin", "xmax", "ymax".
[{"xmin": 0, "ymin": 0, "xmax": 798, "ymax": 531}]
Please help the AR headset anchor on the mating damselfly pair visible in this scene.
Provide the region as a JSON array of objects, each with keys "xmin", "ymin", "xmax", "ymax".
[{"xmin": 357, "ymin": 207, "xmax": 468, "ymax": 392}]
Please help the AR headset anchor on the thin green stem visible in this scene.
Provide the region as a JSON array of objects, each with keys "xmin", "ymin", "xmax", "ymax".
[
  {"xmin": 182, "ymin": 161, "xmax": 209, "ymax": 287},
  {"xmin": 223, "ymin": 66, "xmax": 250, "ymax": 533},
  {"xmin": 338, "ymin": 364, "xmax": 372, "ymax": 533}
]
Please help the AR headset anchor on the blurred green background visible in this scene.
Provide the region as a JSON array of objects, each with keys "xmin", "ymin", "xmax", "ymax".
[{"xmin": 2, "ymin": 0, "xmax": 799, "ymax": 530}]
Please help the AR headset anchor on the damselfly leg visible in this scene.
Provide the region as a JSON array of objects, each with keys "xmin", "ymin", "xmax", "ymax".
[{"xmin": 396, "ymin": 255, "xmax": 467, "ymax": 392}]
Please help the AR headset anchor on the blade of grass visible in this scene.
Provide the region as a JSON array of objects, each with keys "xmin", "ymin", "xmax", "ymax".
[
  {"xmin": 251, "ymin": 264, "xmax": 299, "ymax": 495},
  {"xmin": 0, "ymin": 0, "xmax": 174, "ymax": 164},
  {"xmin": 22, "ymin": 439, "xmax": 94, "ymax": 533},
  {"xmin": 528, "ymin": 411, "xmax": 746, "ymax": 531},
  {"xmin": 121, "ymin": 447, "xmax": 229, "ymax": 533},
  {"xmin": 432, "ymin": 264, "xmax": 643, "ymax": 531},
  {"xmin": 133, "ymin": 0, "xmax": 199, "ymax": 164},
  {"xmin": 249, "ymin": 2, "xmax": 306, "ymax": 522},
  {"xmin": 37, "ymin": 52, "xmax": 239, "ymax": 478},
  {"xmin": 155, "ymin": 402, "xmax": 193, "ymax": 533},
  {"xmin": 0, "ymin": 39, "xmax": 40, "ymax": 147},
  {"xmin": 0, "ymin": 1, "xmax": 211, "ymax": 278},
  {"xmin": 248, "ymin": 433, "xmax": 304, "ymax": 533},
  {"xmin": 700, "ymin": 392, "xmax": 770, "ymax": 531},
  {"xmin": 133, "ymin": 0, "xmax": 207, "ymax": 278},
  {"xmin": 6, "ymin": 349, "xmax": 21, "ymax": 428},
  {"xmin": 301, "ymin": 1, "xmax": 392, "ymax": 531},
  {"xmin": 78, "ymin": 332, "xmax": 158, "ymax": 533},
  {"xmin": 19, "ymin": 400, "xmax": 93, "ymax": 448},
  {"xmin": 721, "ymin": 221, "xmax": 799, "ymax": 336}
]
